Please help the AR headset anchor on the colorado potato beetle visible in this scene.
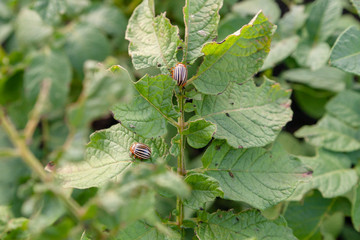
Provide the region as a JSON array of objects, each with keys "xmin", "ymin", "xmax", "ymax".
[
  {"xmin": 171, "ymin": 63, "xmax": 188, "ymax": 87},
  {"xmin": 129, "ymin": 142, "xmax": 151, "ymax": 160}
]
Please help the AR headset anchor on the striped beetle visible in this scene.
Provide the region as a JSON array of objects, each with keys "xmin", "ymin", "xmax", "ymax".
[
  {"xmin": 129, "ymin": 142, "xmax": 152, "ymax": 160},
  {"xmin": 171, "ymin": 63, "xmax": 188, "ymax": 87}
]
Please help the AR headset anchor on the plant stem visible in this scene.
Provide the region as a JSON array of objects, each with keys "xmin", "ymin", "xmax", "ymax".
[
  {"xmin": 24, "ymin": 79, "xmax": 51, "ymax": 144},
  {"xmin": 0, "ymin": 109, "xmax": 49, "ymax": 182},
  {"xmin": 176, "ymin": 88, "xmax": 186, "ymax": 232}
]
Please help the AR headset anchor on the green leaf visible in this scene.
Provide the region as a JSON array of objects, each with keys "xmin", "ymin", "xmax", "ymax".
[
  {"xmin": 183, "ymin": 0, "xmax": 223, "ymax": 63},
  {"xmin": 80, "ymin": 5, "xmax": 126, "ymax": 37},
  {"xmin": 183, "ymin": 119, "xmax": 216, "ymax": 149},
  {"xmin": 306, "ymin": 0, "xmax": 342, "ymax": 42},
  {"xmin": 33, "ymin": 0, "xmax": 66, "ymax": 25},
  {"xmin": 330, "ymin": 26, "xmax": 360, "ymax": 75},
  {"xmin": 196, "ymin": 210, "xmax": 297, "ymax": 240},
  {"xmin": 285, "ymin": 191, "xmax": 337, "ymax": 240},
  {"xmin": 292, "ymin": 41, "xmax": 331, "ymax": 70},
  {"xmin": 68, "ymin": 63, "xmax": 133, "ymax": 129},
  {"xmin": 0, "ymin": 23, "xmax": 12, "ymax": 44},
  {"xmin": 326, "ymin": 90, "xmax": 360, "ymax": 128},
  {"xmin": 192, "ymin": 11, "xmax": 274, "ymax": 95},
  {"xmin": 184, "ymin": 102, "xmax": 196, "ymax": 113},
  {"xmin": 282, "ymin": 66, "xmax": 350, "ymax": 92},
  {"xmin": 92, "ymin": 164, "xmax": 188, "ymax": 231},
  {"xmin": 277, "ymin": 5, "xmax": 307, "ymax": 38},
  {"xmin": 125, "ymin": 0, "xmax": 181, "ymax": 72},
  {"xmin": 350, "ymin": 0, "xmax": 360, "ymax": 15},
  {"xmin": 0, "ymin": 155, "xmax": 29, "ymax": 205},
  {"xmin": 169, "ymin": 133, "xmax": 180, "ymax": 157},
  {"xmin": 194, "ymin": 78, "xmax": 292, "ymax": 149},
  {"xmin": 321, "ymin": 212, "xmax": 344, "ymax": 240},
  {"xmin": 153, "ymin": 171, "xmax": 190, "ymax": 198},
  {"xmin": 336, "ymin": 14, "xmax": 360, "ymax": 34},
  {"xmin": 261, "ymin": 36, "xmax": 299, "ymax": 70},
  {"xmin": 24, "ymin": 49, "xmax": 72, "ymax": 111},
  {"xmin": 63, "ymin": 0, "xmax": 90, "ymax": 16},
  {"xmin": 53, "ymin": 129, "xmax": 88, "ymax": 163},
  {"xmin": 184, "ymin": 173, "xmax": 223, "ymax": 209},
  {"xmin": 201, "ymin": 140, "xmax": 310, "ymax": 209},
  {"xmin": 135, "ymin": 74, "xmax": 179, "ymax": 122},
  {"xmin": 26, "ymin": 192, "xmax": 66, "ymax": 234},
  {"xmin": 15, "ymin": 9, "xmax": 52, "ymax": 46},
  {"xmin": 116, "ymin": 220, "xmax": 180, "ymax": 240},
  {"xmin": 0, "ymin": 70, "xmax": 23, "ymax": 105},
  {"xmin": 288, "ymin": 149, "xmax": 358, "ymax": 200},
  {"xmin": 295, "ymin": 115, "xmax": 360, "ymax": 152},
  {"xmin": 0, "ymin": 2, "xmax": 11, "ymax": 19},
  {"xmin": 232, "ymin": 0, "xmax": 281, "ymax": 23},
  {"xmin": 352, "ymin": 183, "xmax": 360, "ymax": 231},
  {"xmin": 112, "ymin": 93, "xmax": 167, "ymax": 138},
  {"xmin": 217, "ymin": 14, "xmax": 250, "ymax": 42},
  {"xmin": 292, "ymin": 85, "xmax": 330, "ymax": 119},
  {"xmin": 276, "ymin": 131, "xmax": 315, "ymax": 156},
  {"xmin": 65, "ymin": 24, "xmax": 111, "ymax": 75},
  {"xmin": 55, "ymin": 124, "xmax": 168, "ymax": 188},
  {"xmin": 0, "ymin": 206, "xmax": 29, "ymax": 239}
]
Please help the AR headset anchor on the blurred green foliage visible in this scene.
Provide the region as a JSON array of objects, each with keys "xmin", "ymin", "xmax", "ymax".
[{"xmin": 1, "ymin": 0, "xmax": 360, "ymax": 239}]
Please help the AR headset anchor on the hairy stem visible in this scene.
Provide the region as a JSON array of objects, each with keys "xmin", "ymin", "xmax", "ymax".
[{"xmin": 176, "ymin": 88, "xmax": 186, "ymax": 232}]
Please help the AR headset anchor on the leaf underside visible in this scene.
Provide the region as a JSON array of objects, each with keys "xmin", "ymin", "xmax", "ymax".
[
  {"xmin": 55, "ymin": 124, "xmax": 168, "ymax": 188},
  {"xmin": 202, "ymin": 140, "xmax": 310, "ymax": 209}
]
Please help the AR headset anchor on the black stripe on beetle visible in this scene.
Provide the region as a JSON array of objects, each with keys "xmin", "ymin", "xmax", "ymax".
[
  {"xmin": 130, "ymin": 142, "xmax": 151, "ymax": 160},
  {"xmin": 171, "ymin": 63, "xmax": 188, "ymax": 87}
]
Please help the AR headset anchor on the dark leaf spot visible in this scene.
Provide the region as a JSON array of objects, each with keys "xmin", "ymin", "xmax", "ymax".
[
  {"xmin": 225, "ymin": 113, "xmax": 230, "ymax": 117},
  {"xmin": 302, "ymin": 171, "xmax": 313, "ymax": 177},
  {"xmin": 228, "ymin": 171, "xmax": 234, "ymax": 178},
  {"xmin": 215, "ymin": 145, "xmax": 221, "ymax": 150},
  {"xmin": 157, "ymin": 63, "xmax": 162, "ymax": 67}
]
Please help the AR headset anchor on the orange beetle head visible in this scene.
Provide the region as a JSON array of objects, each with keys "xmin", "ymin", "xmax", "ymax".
[{"xmin": 130, "ymin": 143, "xmax": 137, "ymax": 154}]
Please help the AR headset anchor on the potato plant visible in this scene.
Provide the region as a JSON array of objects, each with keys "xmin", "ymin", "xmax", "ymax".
[{"xmin": 1, "ymin": 0, "xmax": 360, "ymax": 239}]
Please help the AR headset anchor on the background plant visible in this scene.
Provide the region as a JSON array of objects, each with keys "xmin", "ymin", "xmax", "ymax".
[{"xmin": 1, "ymin": 0, "xmax": 360, "ymax": 239}]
